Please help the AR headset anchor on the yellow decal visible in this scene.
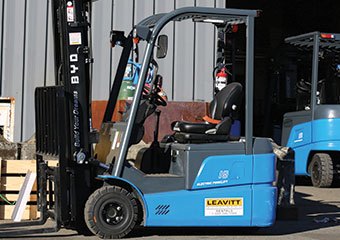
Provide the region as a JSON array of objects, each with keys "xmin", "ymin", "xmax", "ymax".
[
  {"xmin": 205, "ymin": 198, "xmax": 243, "ymax": 207},
  {"xmin": 205, "ymin": 198, "xmax": 244, "ymax": 216}
]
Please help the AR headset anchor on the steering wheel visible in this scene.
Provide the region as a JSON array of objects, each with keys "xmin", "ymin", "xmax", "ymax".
[
  {"xmin": 143, "ymin": 82, "xmax": 167, "ymax": 106},
  {"xmin": 296, "ymin": 78, "xmax": 326, "ymax": 94},
  {"xmin": 141, "ymin": 59, "xmax": 167, "ymax": 106},
  {"xmin": 296, "ymin": 79, "xmax": 311, "ymax": 93}
]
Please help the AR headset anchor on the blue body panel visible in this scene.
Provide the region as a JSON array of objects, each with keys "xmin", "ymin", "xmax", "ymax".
[
  {"xmin": 99, "ymin": 153, "xmax": 276, "ymax": 227},
  {"xmin": 192, "ymin": 154, "xmax": 252, "ymax": 189},
  {"xmin": 312, "ymin": 118, "xmax": 340, "ymax": 142},
  {"xmin": 286, "ymin": 118, "xmax": 340, "ymax": 175},
  {"xmin": 144, "ymin": 185, "xmax": 276, "ymax": 227},
  {"xmin": 192, "ymin": 153, "xmax": 275, "ymax": 189},
  {"xmin": 252, "ymin": 184, "xmax": 277, "ymax": 226}
]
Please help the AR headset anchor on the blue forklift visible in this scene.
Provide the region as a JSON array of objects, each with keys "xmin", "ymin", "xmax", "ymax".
[
  {"xmin": 282, "ymin": 32, "xmax": 340, "ymax": 188},
  {"xmin": 86, "ymin": 7, "xmax": 277, "ymax": 238}
]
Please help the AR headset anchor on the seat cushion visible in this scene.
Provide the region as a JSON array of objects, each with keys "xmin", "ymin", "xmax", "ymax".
[{"xmin": 172, "ymin": 121, "xmax": 215, "ymax": 134}]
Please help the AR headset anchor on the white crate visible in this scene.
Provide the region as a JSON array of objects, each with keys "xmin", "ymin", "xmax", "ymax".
[{"xmin": 0, "ymin": 98, "xmax": 15, "ymax": 142}]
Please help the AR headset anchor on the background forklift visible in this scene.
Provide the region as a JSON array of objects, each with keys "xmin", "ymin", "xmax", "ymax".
[
  {"xmin": 1, "ymin": 2, "xmax": 277, "ymax": 239},
  {"xmin": 282, "ymin": 32, "xmax": 340, "ymax": 188}
]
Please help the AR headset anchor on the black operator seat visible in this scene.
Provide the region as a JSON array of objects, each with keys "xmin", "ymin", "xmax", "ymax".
[{"xmin": 172, "ymin": 82, "xmax": 243, "ymax": 143}]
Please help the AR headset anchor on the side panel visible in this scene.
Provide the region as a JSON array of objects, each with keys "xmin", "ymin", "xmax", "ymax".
[
  {"xmin": 144, "ymin": 186, "xmax": 252, "ymax": 227},
  {"xmin": 281, "ymin": 110, "xmax": 311, "ymax": 146},
  {"xmin": 291, "ymin": 144, "xmax": 311, "ymax": 175},
  {"xmin": 285, "ymin": 120, "xmax": 312, "ymax": 174},
  {"xmin": 286, "ymin": 122, "xmax": 312, "ymax": 149},
  {"xmin": 253, "ymin": 153, "xmax": 276, "ymax": 184},
  {"xmin": 192, "ymin": 153, "xmax": 275, "ymax": 189},
  {"xmin": 192, "ymin": 155, "xmax": 253, "ymax": 189},
  {"xmin": 252, "ymin": 184, "xmax": 277, "ymax": 226},
  {"xmin": 286, "ymin": 118, "xmax": 340, "ymax": 175},
  {"xmin": 144, "ymin": 184, "xmax": 276, "ymax": 227},
  {"xmin": 312, "ymin": 118, "xmax": 340, "ymax": 142}
]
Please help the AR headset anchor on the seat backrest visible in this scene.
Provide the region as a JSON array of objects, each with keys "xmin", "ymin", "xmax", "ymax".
[{"xmin": 209, "ymin": 82, "xmax": 243, "ymax": 120}]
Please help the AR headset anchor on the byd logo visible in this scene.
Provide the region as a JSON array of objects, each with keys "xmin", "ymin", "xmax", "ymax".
[{"xmin": 70, "ymin": 54, "xmax": 79, "ymax": 84}]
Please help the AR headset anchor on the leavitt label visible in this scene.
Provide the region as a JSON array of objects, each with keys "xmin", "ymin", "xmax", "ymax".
[{"xmin": 205, "ymin": 198, "xmax": 243, "ymax": 216}]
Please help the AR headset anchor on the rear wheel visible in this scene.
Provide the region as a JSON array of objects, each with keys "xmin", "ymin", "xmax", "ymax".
[
  {"xmin": 84, "ymin": 186, "xmax": 139, "ymax": 239},
  {"xmin": 308, "ymin": 153, "xmax": 333, "ymax": 188}
]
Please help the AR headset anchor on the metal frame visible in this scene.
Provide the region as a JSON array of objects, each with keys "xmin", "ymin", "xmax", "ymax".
[
  {"xmin": 0, "ymin": 0, "xmax": 96, "ymax": 235},
  {"xmin": 1, "ymin": 5, "xmax": 260, "ymax": 235},
  {"xmin": 285, "ymin": 31, "xmax": 340, "ymax": 120},
  {"xmin": 106, "ymin": 7, "xmax": 259, "ymax": 176}
]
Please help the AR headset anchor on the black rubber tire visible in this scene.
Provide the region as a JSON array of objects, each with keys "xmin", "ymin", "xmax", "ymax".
[
  {"xmin": 308, "ymin": 153, "xmax": 333, "ymax": 188},
  {"xmin": 84, "ymin": 186, "xmax": 139, "ymax": 239},
  {"xmin": 75, "ymin": 224, "xmax": 94, "ymax": 236}
]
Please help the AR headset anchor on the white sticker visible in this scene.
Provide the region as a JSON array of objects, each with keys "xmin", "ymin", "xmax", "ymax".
[
  {"xmin": 69, "ymin": 32, "xmax": 82, "ymax": 45},
  {"xmin": 205, "ymin": 198, "xmax": 243, "ymax": 216},
  {"xmin": 294, "ymin": 131, "xmax": 303, "ymax": 143},
  {"xmin": 67, "ymin": 6, "xmax": 74, "ymax": 22},
  {"xmin": 71, "ymin": 76, "xmax": 79, "ymax": 84},
  {"xmin": 111, "ymin": 131, "xmax": 119, "ymax": 150}
]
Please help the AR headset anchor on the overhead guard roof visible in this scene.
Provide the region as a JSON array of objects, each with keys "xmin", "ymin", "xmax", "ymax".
[
  {"xmin": 136, "ymin": 7, "xmax": 259, "ymax": 28},
  {"xmin": 285, "ymin": 31, "xmax": 340, "ymax": 50}
]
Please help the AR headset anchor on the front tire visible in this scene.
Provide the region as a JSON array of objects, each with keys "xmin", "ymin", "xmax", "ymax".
[
  {"xmin": 309, "ymin": 153, "xmax": 333, "ymax": 188},
  {"xmin": 84, "ymin": 186, "xmax": 139, "ymax": 239}
]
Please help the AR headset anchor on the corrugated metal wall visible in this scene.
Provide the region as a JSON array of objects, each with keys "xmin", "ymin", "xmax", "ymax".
[{"xmin": 0, "ymin": 0, "xmax": 225, "ymax": 142}]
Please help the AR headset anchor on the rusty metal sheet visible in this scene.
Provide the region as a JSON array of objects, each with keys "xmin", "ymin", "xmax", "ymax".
[
  {"xmin": 91, "ymin": 100, "xmax": 126, "ymax": 130},
  {"xmin": 92, "ymin": 101, "xmax": 209, "ymax": 148},
  {"xmin": 143, "ymin": 101, "xmax": 209, "ymax": 143}
]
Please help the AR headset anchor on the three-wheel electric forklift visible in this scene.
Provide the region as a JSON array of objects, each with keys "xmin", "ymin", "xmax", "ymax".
[
  {"xmin": 282, "ymin": 32, "xmax": 340, "ymax": 188},
  {"xmin": 1, "ymin": 2, "xmax": 277, "ymax": 238},
  {"xmin": 85, "ymin": 7, "xmax": 277, "ymax": 238}
]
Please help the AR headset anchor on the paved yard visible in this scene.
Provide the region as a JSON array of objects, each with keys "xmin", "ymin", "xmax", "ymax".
[{"xmin": 0, "ymin": 185, "xmax": 339, "ymax": 240}]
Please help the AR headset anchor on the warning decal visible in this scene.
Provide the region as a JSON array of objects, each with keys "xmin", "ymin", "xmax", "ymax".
[
  {"xmin": 66, "ymin": 1, "xmax": 75, "ymax": 22},
  {"xmin": 205, "ymin": 198, "xmax": 243, "ymax": 216},
  {"xmin": 69, "ymin": 32, "xmax": 82, "ymax": 45},
  {"xmin": 67, "ymin": 6, "xmax": 75, "ymax": 22}
]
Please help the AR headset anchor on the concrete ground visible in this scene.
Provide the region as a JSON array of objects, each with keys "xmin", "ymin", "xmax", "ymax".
[{"xmin": 0, "ymin": 185, "xmax": 339, "ymax": 240}]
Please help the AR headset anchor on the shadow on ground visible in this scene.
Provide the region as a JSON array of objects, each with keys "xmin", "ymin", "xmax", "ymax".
[
  {"xmin": 0, "ymin": 189, "xmax": 339, "ymax": 238},
  {"xmin": 127, "ymin": 191, "xmax": 340, "ymax": 238}
]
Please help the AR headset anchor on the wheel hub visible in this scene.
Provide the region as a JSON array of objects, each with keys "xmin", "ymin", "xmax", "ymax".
[{"xmin": 102, "ymin": 203, "xmax": 124, "ymax": 225}]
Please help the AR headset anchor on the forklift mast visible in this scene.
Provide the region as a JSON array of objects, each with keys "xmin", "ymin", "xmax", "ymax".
[
  {"xmin": 34, "ymin": 0, "xmax": 96, "ymax": 231},
  {"xmin": 53, "ymin": 0, "xmax": 92, "ymax": 156}
]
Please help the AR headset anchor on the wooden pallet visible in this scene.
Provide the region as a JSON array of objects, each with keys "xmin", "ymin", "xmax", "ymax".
[
  {"xmin": 0, "ymin": 204, "xmax": 39, "ymax": 220},
  {"xmin": 0, "ymin": 159, "xmax": 57, "ymax": 220}
]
